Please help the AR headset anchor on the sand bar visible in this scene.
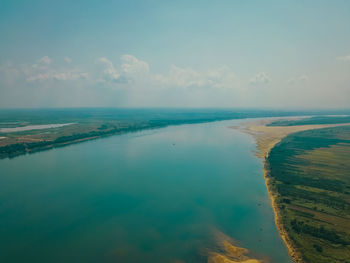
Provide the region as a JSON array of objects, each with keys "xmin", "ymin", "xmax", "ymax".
[{"xmin": 0, "ymin": 123, "xmax": 75, "ymax": 133}]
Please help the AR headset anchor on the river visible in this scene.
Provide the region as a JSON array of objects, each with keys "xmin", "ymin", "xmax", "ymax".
[{"xmin": 0, "ymin": 119, "xmax": 292, "ymax": 263}]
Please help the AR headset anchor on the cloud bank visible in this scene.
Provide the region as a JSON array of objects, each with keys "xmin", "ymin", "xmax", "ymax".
[
  {"xmin": 1, "ymin": 54, "xmax": 349, "ymax": 108},
  {"xmin": 250, "ymin": 72, "xmax": 271, "ymax": 85}
]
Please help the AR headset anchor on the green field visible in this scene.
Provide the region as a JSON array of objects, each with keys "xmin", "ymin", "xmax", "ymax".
[
  {"xmin": 267, "ymin": 115, "xmax": 350, "ymax": 127},
  {"xmin": 267, "ymin": 126, "xmax": 350, "ymax": 263}
]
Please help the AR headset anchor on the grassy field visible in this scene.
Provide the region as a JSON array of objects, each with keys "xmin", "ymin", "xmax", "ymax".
[
  {"xmin": 267, "ymin": 115, "xmax": 350, "ymax": 127},
  {"xmin": 267, "ymin": 126, "xmax": 350, "ymax": 263}
]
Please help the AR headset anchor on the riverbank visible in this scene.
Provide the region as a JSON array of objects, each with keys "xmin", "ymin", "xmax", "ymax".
[
  {"xmin": 0, "ymin": 117, "xmax": 244, "ymax": 159},
  {"xmin": 231, "ymin": 119, "xmax": 350, "ymax": 263},
  {"xmin": 263, "ymin": 156, "xmax": 304, "ymax": 263}
]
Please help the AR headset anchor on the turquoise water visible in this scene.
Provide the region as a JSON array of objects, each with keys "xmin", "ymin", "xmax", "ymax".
[{"xmin": 0, "ymin": 120, "xmax": 292, "ymax": 263}]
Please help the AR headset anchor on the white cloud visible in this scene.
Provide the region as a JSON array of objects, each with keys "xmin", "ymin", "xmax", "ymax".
[
  {"xmin": 250, "ymin": 72, "xmax": 270, "ymax": 85},
  {"xmin": 26, "ymin": 68, "xmax": 88, "ymax": 82},
  {"xmin": 337, "ymin": 55, "xmax": 350, "ymax": 61},
  {"xmin": 153, "ymin": 65, "xmax": 237, "ymax": 89},
  {"xmin": 121, "ymin": 54, "xmax": 149, "ymax": 77},
  {"xmin": 155, "ymin": 65, "xmax": 206, "ymax": 87},
  {"xmin": 0, "ymin": 56, "xmax": 89, "ymax": 83},
  {"xmin": 94, "ymin": 55, "xmax": 238, "ymax": 90},
  {"xmin": 1, "ymin": 55, "xmax": 239, "ymax": 92},
  {"xmin": 27, "ymin": 56, "xmax": 52, "ymax": 74},
  {"xmin": 38, "ymin": 56, "xmax": 51, "ymax": 65},
  {"xmin": 207, "ymin": 66, "xmax": 237, "ymax": 89},
  {"xmin": 96, "ymin": 57, "xmax": 120, "ymax": 82}
]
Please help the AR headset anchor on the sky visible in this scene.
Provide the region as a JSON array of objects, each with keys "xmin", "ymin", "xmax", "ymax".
[{"xmin": 0, "ymin": 0, "xmax": 350, "ymax": 109}]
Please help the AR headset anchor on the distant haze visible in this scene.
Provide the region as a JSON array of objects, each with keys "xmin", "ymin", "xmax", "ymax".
[{"xmin": 0, "ymin": 1, "xmax": 350, "ymax": 109}]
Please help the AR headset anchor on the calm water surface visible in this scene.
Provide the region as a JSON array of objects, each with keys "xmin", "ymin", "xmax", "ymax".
[{"xmin": 0, "ymin": 120, "xmax": 292, "ymax": 263}]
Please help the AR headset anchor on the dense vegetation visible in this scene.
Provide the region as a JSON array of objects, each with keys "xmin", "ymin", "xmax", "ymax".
[
  {"xmin": 267, "ymin": 126, "xmax": 350, "ymax": 263},
  {"xmin": 267, "ymin": 115, "xmax": 350, "ymax": 126},
  {"xmin": 3, "ymin": 108, "xmax": 348, "ymax": 159}
]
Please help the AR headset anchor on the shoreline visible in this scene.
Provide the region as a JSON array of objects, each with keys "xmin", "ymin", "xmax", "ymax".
[
  {"xmin": 0, "ymin": 117, "xmax": 253, "ymax": 159},
  {"xmin": 232, "ymin": 119, "xmax": 350, "ymax": 263},
  {"xmin": 263, "ymin": 156, "xmax": 303, "ymax": 263}
]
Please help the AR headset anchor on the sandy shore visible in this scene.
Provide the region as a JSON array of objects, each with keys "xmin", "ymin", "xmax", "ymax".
[
  {"xmin": 207, "ymin": 230, "xmax": 262, "ymax": 263},
  {"xmin": 231, "ymin": 119, "xmax": 350, "ymax": 263}
]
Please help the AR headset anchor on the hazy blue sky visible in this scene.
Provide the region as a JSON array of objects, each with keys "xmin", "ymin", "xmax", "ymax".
[{"xmin": 1, "ymin": 0, "xmax": 350, "ymax": 108}]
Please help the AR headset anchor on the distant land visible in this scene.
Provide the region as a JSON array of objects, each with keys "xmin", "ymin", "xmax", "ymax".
[{"xmin": 1, "ymin": 108, "xmax": 350, "ymax": 159}]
